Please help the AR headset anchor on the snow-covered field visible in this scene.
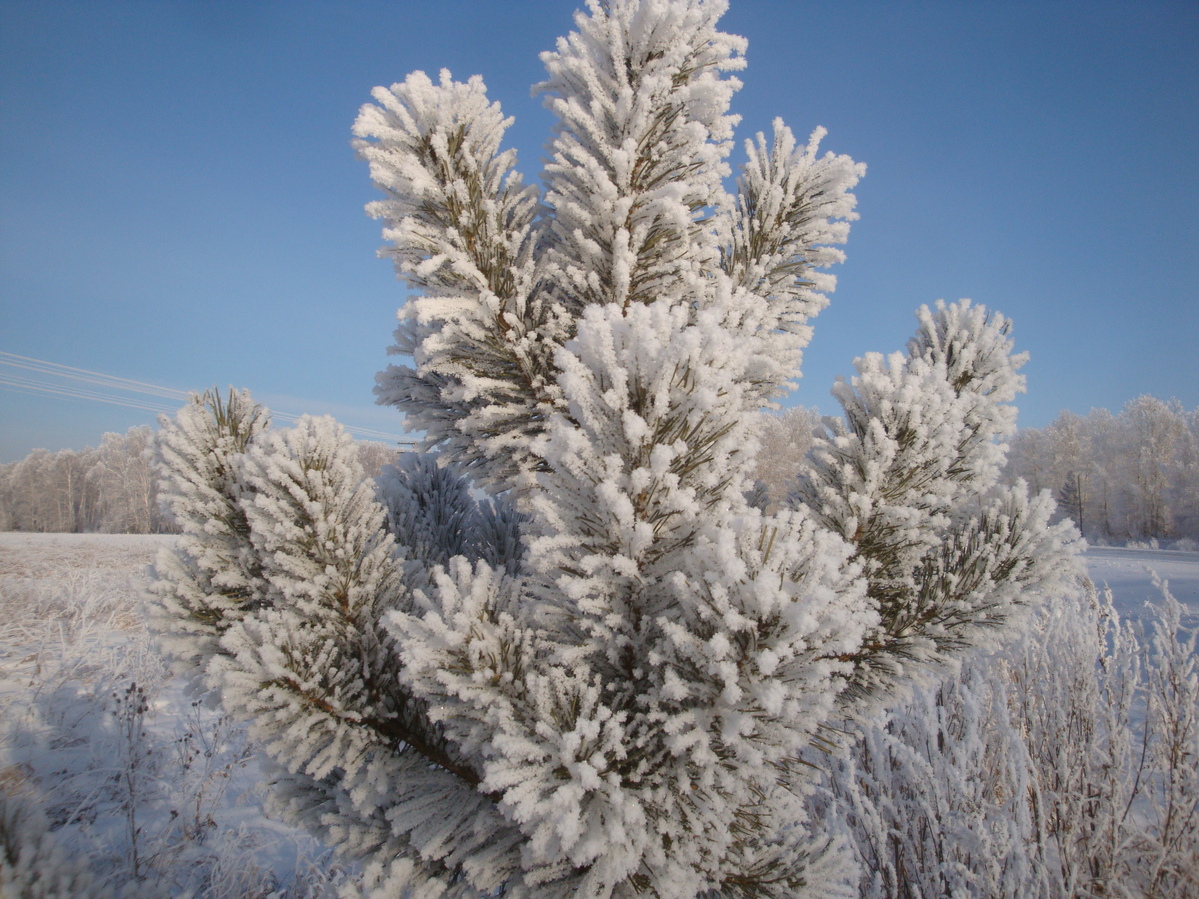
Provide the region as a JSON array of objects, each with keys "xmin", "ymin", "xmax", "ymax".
[
  {"xmin": 1087, "ymin": 545, "xmax": 1199, "ymax": 630},
  {"xmin": 2, "ymin": 532, "xmax": 1196, "ymax": 895},
  {"xmin": 0, "ymin": 533, "xmax": 345, "ymax": 897}
]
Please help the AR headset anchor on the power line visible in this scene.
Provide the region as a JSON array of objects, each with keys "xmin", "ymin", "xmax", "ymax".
[
  {"xmin": 0, "ymin": 351, "xmax": 191, "ymax": 401},
  {"xmin": 1, "ymin": 351, "xmax": 415, "ymax": 446},
  {"xmin": 0, "ymin": 374, "xmax": 181, "ymax": 415}
]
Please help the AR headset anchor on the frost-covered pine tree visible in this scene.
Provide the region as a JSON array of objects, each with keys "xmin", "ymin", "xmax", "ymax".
[{"xmin": 152, "ymin": 1, "xmax": 1077, "ymax": 895}]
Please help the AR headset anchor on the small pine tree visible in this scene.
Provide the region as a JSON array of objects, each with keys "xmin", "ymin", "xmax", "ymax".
[
  {"xmin": 152, "ymin": 1, "xmax": 1078, "ymax": 895},
  {"xmin": 1058, "ymin": 469, "xmax": 1087, "ymax": 536}
]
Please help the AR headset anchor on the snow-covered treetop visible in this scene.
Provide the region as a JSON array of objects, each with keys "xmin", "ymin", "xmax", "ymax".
[{"xmin": 356, "ymin": 0, "xmax": 864, "ymax": 495}]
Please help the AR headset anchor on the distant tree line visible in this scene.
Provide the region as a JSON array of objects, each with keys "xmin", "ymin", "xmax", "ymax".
[
  {"xmin": 1005, "ymin": 396, "xmax": 1199, "ymax": 542},
  {"xmin": 5, "ymin": 399, "xmax": 1196, "ymax": 541},
  {"xmin": 750, "ymin": 396, "xmax": 1199, "ymax": 543},
  {"xmin": 749, "ymin": 406, "xmax": 822, "ymax": 512},
  {"xmin": 0, "ymin": 424, "xmax": 402, "ymax": 534}
]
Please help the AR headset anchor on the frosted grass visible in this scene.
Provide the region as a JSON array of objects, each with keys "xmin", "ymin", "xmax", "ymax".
[{"xmin": 0, "ymin": 533, "xmax": 348, "ymax": 897}]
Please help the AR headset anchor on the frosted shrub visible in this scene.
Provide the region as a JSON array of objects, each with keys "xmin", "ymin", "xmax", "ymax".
[
  {"xmin": 822, "ymin": 575, "xmax": 1199, "ymax": 899},
  {"xmin": 0, "ymin": 791, "xmax": 101, "ymax": 899},
  {"xmin": 151, "ymin": 1, "xmax": 1076, "ymax": 895}
]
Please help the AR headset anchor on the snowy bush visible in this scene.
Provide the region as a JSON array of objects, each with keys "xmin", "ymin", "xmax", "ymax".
[
  {"xmin": 149, "ymin": 1, "xmax": 1079, "ymax": 895},
  {"xmin": 819, "ymin": 574, "xmax": 1199, "ymax": 899}
]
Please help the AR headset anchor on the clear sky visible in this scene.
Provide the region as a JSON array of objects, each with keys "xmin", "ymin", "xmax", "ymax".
[{"xmin": 2, "ymin": 0, "xmax": 1196, "ymax": 462}]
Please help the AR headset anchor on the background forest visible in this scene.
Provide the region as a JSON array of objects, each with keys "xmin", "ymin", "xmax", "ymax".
[
  {"xmin": 0, "ymin": 430, "xmax": 398, "ymax": 536},
  {"xmin": 6, "ymin": 396, "xmax": 1197, "ymax": 544}
]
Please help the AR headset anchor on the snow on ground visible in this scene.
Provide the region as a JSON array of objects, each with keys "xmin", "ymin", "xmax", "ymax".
[
  {"xmin": 0, "ymin": 532, "xmax": 345, "ymax": 896},
  {"xmin": 2, "ymin": 533, "xmax": 1196, "ymax": 894},
  {"xmin": 1085, "ymin": 546, "xmax": 1199, "ymax": 631}
]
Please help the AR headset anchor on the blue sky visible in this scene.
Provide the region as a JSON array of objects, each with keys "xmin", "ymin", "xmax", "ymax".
[{"xmin": 2, "ymin": 0, "xmax": 1196, "ymax": 462}]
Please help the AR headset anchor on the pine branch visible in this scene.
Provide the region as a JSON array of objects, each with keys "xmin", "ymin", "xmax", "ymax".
[{"xmin": 356, "ymin": 71, "xmax": 556, "ymax": 491}]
